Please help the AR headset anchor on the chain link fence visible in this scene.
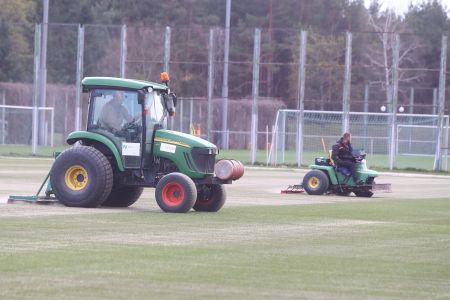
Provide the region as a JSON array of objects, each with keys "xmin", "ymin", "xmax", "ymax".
[{"xmin": 1, "ymin": 23, "xmax": 449, "ymax": 170}]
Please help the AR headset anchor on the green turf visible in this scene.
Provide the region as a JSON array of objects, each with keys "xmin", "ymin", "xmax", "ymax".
[{"xmin": 0, "ymin": 199, "xmax": 449, "ymax": 299}]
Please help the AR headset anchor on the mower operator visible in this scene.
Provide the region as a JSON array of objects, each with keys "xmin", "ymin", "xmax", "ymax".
[
  {"xmin": 331, "ymin": 132, "xmax": 363, "ymax": 185},
  {"xmin": 99, "ymin": 91, "xmax": 133, "ymax": 133}
]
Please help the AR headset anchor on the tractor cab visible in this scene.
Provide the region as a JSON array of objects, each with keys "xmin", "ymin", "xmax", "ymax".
[{"xmin": 80, "ymin": 76, "xmax": 175, "ymax": 169}]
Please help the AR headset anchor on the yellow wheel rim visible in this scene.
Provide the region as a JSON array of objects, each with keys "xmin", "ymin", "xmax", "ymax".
[
  {"xmin": 64, "ymin": 165, "xmax": 89, "ymax": 191},
  {"xmin": 308, "ymin": 177, "xmax": 319, "ymax": 189}
]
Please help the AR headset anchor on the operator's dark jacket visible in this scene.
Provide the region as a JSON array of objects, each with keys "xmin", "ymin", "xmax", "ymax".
[{"xmin": 331, "ymin": 138, "xmax": 354, "ymax": 164}]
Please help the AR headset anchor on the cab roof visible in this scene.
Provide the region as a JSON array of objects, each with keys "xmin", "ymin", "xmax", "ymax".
[{"xmin": 82, "ymin": 77, "xmax": 168, "ymax": 91}]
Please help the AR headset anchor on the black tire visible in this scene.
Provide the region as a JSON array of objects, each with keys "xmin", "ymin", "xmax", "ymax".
[
  {"xmin": 155, "ymin": 172, "xmax": 197, "ymax": 213},
  {"xmin": 102, "ymin": 186, "xmax": 144, "ymax": 207},
  {"xmin": 337, "ymin": 191, "xmax": 351, "ymax": 196},
  {"xmin": 193, "ymin": 184, "xmax": 226, "ymax": 212},
  {"xmin": 50, "ymin": 146, "xmax": 113, "ymax": 207},
  {"xmin": 354, "ymin": 190, "xmax": 374, "ymax": 197},
  {"xmin": 302, "ymin": 170, "xmax": 329, "ymax": 195}
]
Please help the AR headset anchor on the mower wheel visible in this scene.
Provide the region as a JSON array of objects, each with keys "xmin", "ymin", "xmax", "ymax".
[
  {"xmin": 50, "ymin": 146, "xmax": 113, "ymax": 207},
  {"xmin": 354, "ymin": 190, "xmax": 374, "ymax": 197},
  {"xmin": 193, "ymin": 184, "xmax": 226, "ymax": 212},
  {"xmin": 302, "ymin": 170, "xmax": 329, "ymax": 195},
  {"xmin": 155, "ymin": 172, "xmax": 197, "ymax": 213},
  {"xmin": 102, "ymin": 186, "xmax": 144, "ymax": 207}
]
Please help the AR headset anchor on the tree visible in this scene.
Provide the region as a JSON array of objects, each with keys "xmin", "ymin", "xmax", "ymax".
[{"xmin": 0, "ymin": 0, "xmax": 36, "ymax": 82}]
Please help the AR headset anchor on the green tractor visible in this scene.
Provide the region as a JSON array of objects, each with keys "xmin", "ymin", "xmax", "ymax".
[
  {"xmin": 46, "ymin": 74, "xmax": 243, "ymax": 213},
  {"xmin": 302, "ymin": 150, "xmax": 390, "ymax": 197}
]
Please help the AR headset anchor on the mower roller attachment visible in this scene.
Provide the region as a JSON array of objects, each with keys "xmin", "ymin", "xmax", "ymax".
[
  {"xmin": 8, "ymin": 171, "xmax": 57, "ymax": 204},
  {"xmin": 281, "ymin": 185, "xmax": 305, "ymax": 194}
]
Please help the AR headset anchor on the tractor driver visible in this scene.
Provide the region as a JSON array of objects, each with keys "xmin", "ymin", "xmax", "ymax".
[
  {"xmin": 331, "ymin": 132, "xmax": 363, "ymax": 185},
  {"xmin": 99, "ymin": 91, "xmax": 133, "ymax": 133}
]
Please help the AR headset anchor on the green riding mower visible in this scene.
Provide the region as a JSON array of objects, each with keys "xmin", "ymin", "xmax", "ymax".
[
  {"xmin": 302, "ymin": 150, "xmax": 391, "ymax": 197},
  {"xmin": 9, "ymin": 73, "xmax": 244, "ymax": 213}
]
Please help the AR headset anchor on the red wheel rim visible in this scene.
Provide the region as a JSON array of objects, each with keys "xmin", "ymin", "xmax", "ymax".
[{"xmin": 162, "ymin": 182, "xmax": 185, "ymax": 206}]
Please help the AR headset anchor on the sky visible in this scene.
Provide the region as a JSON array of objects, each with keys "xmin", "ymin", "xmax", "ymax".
[{"xmin": 364, "ymin": 0, "xmax": 450, "ymax": 15}]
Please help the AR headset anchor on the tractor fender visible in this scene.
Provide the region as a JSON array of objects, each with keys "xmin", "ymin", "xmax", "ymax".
[
  {"xmin": 66, "ymin": 131, "xmax": 125, "ymax": 171},
  {"xmin": 308, "ymin": 165, "xmax": 339, "ymax": 185}
]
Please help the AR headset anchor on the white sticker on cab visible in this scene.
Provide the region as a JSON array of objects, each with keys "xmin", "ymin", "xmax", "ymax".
[
  {"xmin": 160, "ymin": 143, "xmax": 176, "ymax": 153},
  {"xmin": 122, "ymin": 142, "xmax": 141, "ymax": 156}
]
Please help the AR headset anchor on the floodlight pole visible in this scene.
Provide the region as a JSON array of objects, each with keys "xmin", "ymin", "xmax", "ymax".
[
  {"xmin": 207, "ymin": 28, "xmax": 215, "ymax": 141},
  {"xmin": 75, "ymin": 24, "xmax": 84, "ymax": 131},
  {"xmin": 433, "ymin": 35, "xmax": 447, "ymax": 171},
  {"xmin": 250, "ymin": 28, "xmax": 261, "ymax": 164},
  {"xmin": 342, "ymin": 31, "xmax": 352, "ymax": 134},
  {"xmin": 221, "ymin": 0, "xmax": 231, "ymax": 149},
  {"xmin": 38, "ymin": 0, "xmax": 49, "ymax": 145},
  {"xmin": 32, "ymin": 24, "xmax": 41, "ymax": 155},
  {"xmin": 388, "ymin": 34, "xmax": 400, "ymax": 171},
  {"xmin": 296, "ymin": 31, "xmax": 307, "ymax": 167}
]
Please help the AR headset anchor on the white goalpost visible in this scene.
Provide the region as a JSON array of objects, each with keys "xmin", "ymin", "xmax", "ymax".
[
  {"xmin": 267, "ymin": 109, "xmax": 449, "ymax": 171},
  {"xmin": 0, "ymin": 104, "xmax": 55, "ymax": 153}
]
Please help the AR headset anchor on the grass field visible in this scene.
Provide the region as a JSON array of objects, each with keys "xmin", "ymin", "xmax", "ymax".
[
  {"xmin": 0, "ymin": 199, "xmax": 449, "ymax": 299},
  {"xmin": 0, "ymin": 157, "xmax": 450, "ymax": 299}
]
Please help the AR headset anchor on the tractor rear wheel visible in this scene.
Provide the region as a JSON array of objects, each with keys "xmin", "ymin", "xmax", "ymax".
[
  {"xmin": 302, "ymin": 170, "xmax": 329, "ymax": 195},
  {"xmin": 102, "ymin": 186, "xmax": 144, "ymax": 207},
  {"xmin": 354, "ymin": 190, "xmax": 374, "ymax": 197},
  {"xmin": 50, "ymin": 146, "xmax": 113, "ymax": 207},
  {"xmin": 193, "ymin": 184, "xmax": 226, "ymax": 212},
  {"xmin": 155, "ymin": 172, "xmax": 197, "ymax": 213}
]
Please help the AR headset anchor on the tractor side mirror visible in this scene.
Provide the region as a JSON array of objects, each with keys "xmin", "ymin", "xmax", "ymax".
[{"xmin": 163, "ymin": 93, "xmax": 176, "ymax": 117}]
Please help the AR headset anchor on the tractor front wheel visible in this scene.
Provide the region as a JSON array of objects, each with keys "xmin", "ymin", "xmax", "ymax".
[
  {"xmin": 193, "ymin": 184, "xmax": 226, "ymax": 212},
  {"xmin": 302, "ymin": 170, "xmax": 329, "ymax": 195},
  {"xmin": 155, "ymin": 173, "xmax": 197, "ymax": 213},
  {"xmin": 50, "ymin": 146, "xmax": 113, "ymax": 207}
]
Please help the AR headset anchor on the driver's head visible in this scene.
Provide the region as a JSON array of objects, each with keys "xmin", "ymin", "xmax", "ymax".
[
  {"xmin": 112, "ymin": 91, "xmax": 124, "ymax": 103},
  {"xmin": 342, "ymin": 132, "xmax": 351, "ymax": 144}
]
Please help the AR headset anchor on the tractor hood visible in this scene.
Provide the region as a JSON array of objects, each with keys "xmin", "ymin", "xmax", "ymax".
[
  {"xmin": 153, "ymin": 129, "xmax": 218, "ymax": 178},
  {"xmin": 154, "ymin": 129, "xmax": 217, "ymax": 151}
]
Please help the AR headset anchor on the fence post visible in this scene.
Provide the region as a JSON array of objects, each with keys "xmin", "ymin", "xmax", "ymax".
[
  {"xmin": 32, "ymin": 24, "xmax": 41, "ymax": 155},
  {"xmin": 189, "ymin": 97, "xmax": 194, "ymax": 132},
  {"xmin": 388, "ymin": 34, "xmax": 400, "ymax": 170},
  {"xmin": 120, "ymin": 24, "xmax": 127, "ymax": 78},
  {"xmin": 433, "ymin": 35, "xmax": 447, "ymax": 171},
  {"xmin": 342, "ymin": 31, "xmax": 352, "ymax": 134},
  {"xmin": 1, "ymin": 91, "xmax": 5, "ymax": 145},
  {"xmin": 179, "ymin": 98, "xmax": 184, "ymax": 133},
  {"xmin": 432, "ymin": 88, "xmax": 437, "ymax": 115},
  {"xmin": 408, "ymin": 88, "xmax": 414, "ymax": 152},
  {"xmin": 296, "ymin": 30, "xmax": 307, "ymax": 167},
  {"xmin": 363, "ymin": 83, "xmax": 369, "ymax": 150},
  {"xmin": 250, "ymin": 28, "xmax": 261, "ymax": 164},
  {"xmin": 75, "ymin": 24, "xmax": 84, "ymax": 131},
  {"xmin": 164, "ymin": 26, "xmax": 173, "ymax": 130},
  {"xmin": 207, "ymin": 28, "xmax": 215, "ymax": 141}
]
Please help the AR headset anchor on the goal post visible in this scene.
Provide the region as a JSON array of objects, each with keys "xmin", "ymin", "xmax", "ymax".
[
  {"xmin": 0, "ymin": 104, "xmax": 55, "ymax": 154},
  {"xmin": 268, "ymin": 109, "xmax": 449, "ymax": 171}
]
